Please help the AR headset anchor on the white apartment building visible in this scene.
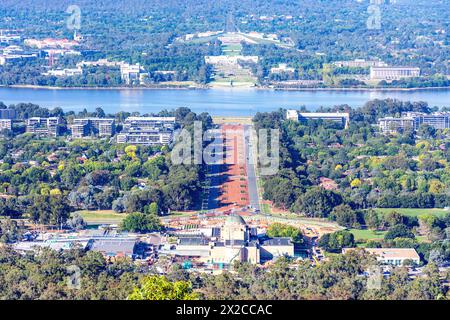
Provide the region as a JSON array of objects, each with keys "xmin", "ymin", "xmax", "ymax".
[
  {"xmin": 123, "ymin": 117, "xmax": 176, "ymax": 131},
  {"xmin": 378, "ymin": 116, "xmax": 415, "ymax": 134},
  {"xmin": 117, "ymin": 116, "xmax": 176, "ymax": 145},
  {"xmin": 0, "ymin": 119, "xmax": 12, "ymax": 131},
  {"xmin": 26, "ymin": 117, "xmax": 62, "ymax": 137},
  {"xmin": 378, "ymin": 112, "xmax": 450, "ymax": 134},
  {"xmin": 71, "ymin": 118, "xmax": 115, "ymax": 138},
  {"xmin": 43, "ymin": 67, "xmax": 83, "ymax": 77},
  {"xmin": 117, "ymin": 130, "xmax": 173, "ymax": 145},
  {"xmin": 0, "ymin": 34, "xmax": 21, "ymax": 44},
  {"xmin": 333, "ymin": 59, "xmax": 387, "ymax": 68}
]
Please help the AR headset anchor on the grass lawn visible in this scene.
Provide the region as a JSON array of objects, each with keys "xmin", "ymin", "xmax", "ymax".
[
  {"xmin": 182, "ymin": 36, "xmax": 219, "ymax": 44},
  {"xmin": 350, "ymin": 228, "xmax": 430, "ymax": 244},
  {"xmin": 212, "ymin": 116, "xmax": 253, "ymax": 125},
  {"xmin": 349, "ymin": 228, "xmax": 387, "ymax": 241},
  {"xmin": 416, "ymin": 235, "xmax": 429, "ymax": 243},
  {"xmin": 169, "ymin": 211, "xmax": 197, "ymax": 217},
  {"xmin": 261, "ymin": 203, "xmax": 272, "ymax": 215},
  {"xmin": 222, "ymin": 44, "xmax": 242, "ymax": 55},
  {"xmin": 74, "ymin": 210, "xmax": 126, "ymax": 225},
  {"xmin": 374, "ymin": 208, "xmax": 449, "ymax": 218}
]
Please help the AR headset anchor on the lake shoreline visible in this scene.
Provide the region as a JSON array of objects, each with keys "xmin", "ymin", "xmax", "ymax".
[
  {"xmin": 1, "ymin": 85, "xmax": 449, "ymax": 116},
  {"xmin": 2, "ymin": 84, "xmax": 450, "ymax": 93},
  {"xmin": 0, "ymin": 84, "xmax": 205, "ymax": 91},
  {"xmin": 269, "ymin": 86, "xmax": 450, "ymax": 92}
]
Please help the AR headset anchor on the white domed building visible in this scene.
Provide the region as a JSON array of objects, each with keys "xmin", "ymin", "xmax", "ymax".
[{"xmin": 173, "ymin": 215, "xmax": 294, "ymax": 268}]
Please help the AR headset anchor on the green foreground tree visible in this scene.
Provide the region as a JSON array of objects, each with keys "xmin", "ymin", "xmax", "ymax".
[
  {"xmin": 266, "ymin": 223, "xmax": 303, "ymax": 243},
  {"xmin": 121, "ymin": 212, "xmax": 163, "ymax": 233},
  {"xmin": 128, "ymin": 275, "xmax": 198, "ymax": 300}
]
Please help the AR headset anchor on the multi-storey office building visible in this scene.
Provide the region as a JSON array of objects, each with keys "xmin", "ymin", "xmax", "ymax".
[
  {"xmin": 26, "ymin": 117, "xmax": 62, "ymax": 137},
  {"xmin": 0, "ymin": 119, "xmax": 12, "ymax": 131},
  {"xmin": 0, "ymin": 108, "xmax": 16, "ymax": 119},
  {"xmin": 117, "ymin": 116, "xmax": 176, "ymax": 145},
  {"xmin": 370, "ymin": 66, "xmax": 420, "ymax": 81},
  {"xmin": 333, "ymin": 59, "xmax": 387, "ymax": 68},
  {"xmin": 123, "ymin": 117, "xmax": 176, "ymax": 131},
  {"xmin": 378, "ymin": 116, "xmax": 415, "ymax": 134},
  {"xmin": 286, "ymin": 110, "xmax": 350, "ymax": 129},
  {"xmin": 378, "ymin": 112, "xmax": 450, "ymax": 134},
  {"xmin": 117, "ymin": 130, "xmax": 173, "ymax": 145},
  {"xmin": 407, "ymin": 112, "xmax": 450, "ymax": 130},
  {"xmin": 71, "ymin": 118, "xmax": 115, "ymax": 138}
]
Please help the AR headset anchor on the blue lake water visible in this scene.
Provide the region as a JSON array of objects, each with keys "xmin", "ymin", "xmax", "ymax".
[{"xmin": 0, "ymin": 87, "xmax": 449, "ymax": 116}]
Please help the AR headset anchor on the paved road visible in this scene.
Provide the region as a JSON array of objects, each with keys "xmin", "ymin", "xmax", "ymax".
[
  {"xmin": 202, "ymin": 125, "xmax": 260, "ymax": 212},
  {"xmin": 203, "ymin": 129, "xmax": 224, "ymax": 211},
  {"xmin": 244, "ymin": 125, "xmax": 260, "ymax": 211}
]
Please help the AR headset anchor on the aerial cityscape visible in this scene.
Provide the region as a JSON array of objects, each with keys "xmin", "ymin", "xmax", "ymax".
[{"xmin": 0, "ymin": 0, "xmax": 449, "ymax": 307}]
